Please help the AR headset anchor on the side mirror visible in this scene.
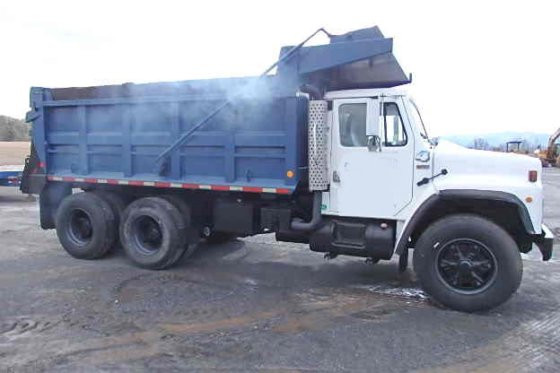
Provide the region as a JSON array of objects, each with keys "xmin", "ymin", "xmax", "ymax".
[{"xmin": 367, "ymin": 135, "xmax": 382, "ymax": 152}]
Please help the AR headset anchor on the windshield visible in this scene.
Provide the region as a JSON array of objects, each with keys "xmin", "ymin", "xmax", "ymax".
[{"xmin": 408, "ymin": 98, "xmax": 429, "ymax": 140}]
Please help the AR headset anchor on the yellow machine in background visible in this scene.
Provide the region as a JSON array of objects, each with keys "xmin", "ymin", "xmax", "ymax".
[{"xmin": 536, "ymin": 128, "xmax": 560, "ymax": 167}]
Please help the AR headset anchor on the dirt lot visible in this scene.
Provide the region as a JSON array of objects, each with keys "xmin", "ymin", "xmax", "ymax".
[
  {"xmin": 0, "ymin": 142, "xmax": 29, "ymax": 165},
  {"xmin": 0, "ymin": 170, "xmax": 559, "ymax": 372}
]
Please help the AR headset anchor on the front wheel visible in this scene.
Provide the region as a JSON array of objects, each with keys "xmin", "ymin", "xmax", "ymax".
[{"xmin": 413, "ymin": 214, "xmax": 522, "ymax": 312}]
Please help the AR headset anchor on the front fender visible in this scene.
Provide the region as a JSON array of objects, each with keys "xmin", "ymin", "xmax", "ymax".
[
  {"xmin": 395, "ymin": 189, "xmax": 537, "ymax": 255},
  {"xmin": 434, "ymin": 173, "xmax": 543, "ymax": 236},
  {"xmin": 438, "ymin": 189, "xmax": 535, "ymax": 234}
]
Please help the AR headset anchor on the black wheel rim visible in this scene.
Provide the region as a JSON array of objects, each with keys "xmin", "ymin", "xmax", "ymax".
[
  {"xmin": 69, "ymin": 209, "xmax": 93, "ymax": 246},
  {"xmin": 132, "ymin": 216, "xmax": 163, "ymax": 255},
  {"xmin": 435, "ymin": 238, "xmax": 497, "ymax": 294}
]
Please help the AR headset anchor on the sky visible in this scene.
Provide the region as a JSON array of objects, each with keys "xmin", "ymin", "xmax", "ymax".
[{"xmin": 0, "ymin": 0, "xmax": 559, "ymax": 136}]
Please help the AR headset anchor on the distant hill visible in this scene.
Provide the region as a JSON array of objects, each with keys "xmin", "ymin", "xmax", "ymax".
[
  {"xmin": 0, "ymin": 115, "xmax": 30, "ymax": 141},
  {"xmin": 442, "ymin": 132, "xmax": 550, "ymax": 149},
  {"xmin": 0, "ymin": 117, "xmax": 551, "ymax": 149}
]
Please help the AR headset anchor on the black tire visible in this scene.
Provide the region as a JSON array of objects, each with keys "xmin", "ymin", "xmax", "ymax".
[
  {"xmin": 413, "ymin": 214, "xmax": 522, "ymax": 312},
  {"xmin": 206, "ymin": 231, "xmax": 236, "ymax": 244},
  {"xmin": 120, "ymin": 197, "xmax": 187, "ymax": 269},
  {"xmin": 55, "ymin": 192, "xmax": 117, "ymax": 259},
  {"xmin": 398, "ymin": 249, "xmax": 409, "ymax": 272},
  {"xmin": 159, "ymin": 195, "xmax": 190, "ymax": 223},
  {"xmin": 92, "ymin": 190, "xmax": 128, "ymax": 226},
  {"xmin": 160, "ymin": 194, "xmax": 198, "ymax": 261}
]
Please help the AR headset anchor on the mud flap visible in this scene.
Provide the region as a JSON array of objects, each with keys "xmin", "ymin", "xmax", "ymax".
[
  {"xmin": 39, "ymin": 182, "xmax": 72, "ymax": 229},
  {"xmin": 20, "ymin": 142, "xmax": 46, "ymax": 195},
  {"xmin": 535, "ymin": 224, "xmax": 554, "ymax": 261}
]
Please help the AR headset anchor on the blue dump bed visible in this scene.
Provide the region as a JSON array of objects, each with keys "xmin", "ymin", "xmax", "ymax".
[
  {"xmin": 26, "ymin": 26, "xmax": 408, "ymax": 194},
  {"xmin": 29, "ymin": 78, "xmax": 307, "ymax": 194}
]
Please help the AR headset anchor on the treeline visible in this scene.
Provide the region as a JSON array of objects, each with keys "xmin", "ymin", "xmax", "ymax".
[
  {"xmin": 0, "ymin": 115, "xmax": 30, "ymax": 141},
  {"xmin": 470, "ymin": 137, "xmax": 542, "ymax": 153}
]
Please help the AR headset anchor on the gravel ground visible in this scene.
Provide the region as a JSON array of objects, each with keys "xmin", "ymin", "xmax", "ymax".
[{"xmin": 0, "ymin": 169, "xmax": 559, "ymax": 372}]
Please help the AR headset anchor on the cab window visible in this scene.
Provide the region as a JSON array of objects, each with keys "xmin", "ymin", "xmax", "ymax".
[
  {"xmin": 383, "ymin": 103, "xmax": 407, "ymax": 147},
  {"xmin": 339, "ymin": 103, "xmax": 367, "ymax": 147}
]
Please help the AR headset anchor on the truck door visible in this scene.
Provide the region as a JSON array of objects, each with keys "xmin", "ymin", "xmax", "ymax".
[{"xmin": 328, "ymin": 97, "xmax": 414, "ymax": 218}]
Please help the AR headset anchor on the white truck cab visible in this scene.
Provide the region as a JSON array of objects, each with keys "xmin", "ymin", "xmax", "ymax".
[
  {"xmin": 306, "ymin": 87, "xmax": 554, "ymax": 311},
  {"xmin": 323, "ymin": 87, "xmax": 548, "ymax": 235}
]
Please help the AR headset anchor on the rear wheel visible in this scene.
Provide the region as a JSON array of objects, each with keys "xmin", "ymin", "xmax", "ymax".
[
  {"xmin": 120, "ymin": 197, "xmax": 187, "ymax": 269},
  {"xmin": 92, "ymin": 190, "xmax": 128, "ymax": 226},
  {"xmin": 413, "ymin": 214, "xmax": 522, "ymax": 312},
  {"xmin": 160, "ymin": 194, "xmax": 198, "ymax": 261},
  {"xmin": 92, "ymin": 190, "xmax": 129, "ymax": 250},
  {"xmin": 55, "ymin": 192, "xmax": 116, "ymax": 259}
]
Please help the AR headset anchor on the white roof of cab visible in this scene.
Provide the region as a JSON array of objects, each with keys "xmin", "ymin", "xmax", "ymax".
[{"xmin": 324, "ymin": 88, "xmax": 407, "ymax": 100}]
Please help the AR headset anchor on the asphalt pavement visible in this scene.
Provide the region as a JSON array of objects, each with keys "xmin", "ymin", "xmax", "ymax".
[{"xmin": 0, "ymin": 169, "xmax": 559, "ymax": 372}]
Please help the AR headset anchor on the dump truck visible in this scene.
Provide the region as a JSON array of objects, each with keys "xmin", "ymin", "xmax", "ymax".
[{"xmin": 21, "ymin": 26, "xmax": 554, "ymax": 312}]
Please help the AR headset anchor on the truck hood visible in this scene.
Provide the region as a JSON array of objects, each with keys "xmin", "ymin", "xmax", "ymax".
[{"xmin": 432, "ymin": 140, "xmax": 542, "ymax": 187}]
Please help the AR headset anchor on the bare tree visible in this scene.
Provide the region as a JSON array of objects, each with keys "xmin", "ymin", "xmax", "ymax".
[
  {"xmin": 471, "ymin": 138, "xmax": 490, "ymax": 150},
  {"xmin": 0, "ymin": 115, "xmax": 30, "ymax": 141}
]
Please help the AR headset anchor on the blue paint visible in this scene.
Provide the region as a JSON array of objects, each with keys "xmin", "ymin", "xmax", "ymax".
[
  {"xmin": 0, "ymin": 170, "xmax": 22, "ymax": 187},
  {"xmin": 27, "ymin": 26, "xmax": 408, "ymax": 192}
]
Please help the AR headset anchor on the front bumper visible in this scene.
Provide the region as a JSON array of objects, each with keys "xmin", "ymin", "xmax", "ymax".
[{"xmin": 535, "ymin": 224, "xmax": 555, "ymax": 261}]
